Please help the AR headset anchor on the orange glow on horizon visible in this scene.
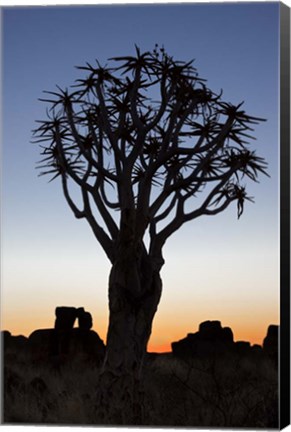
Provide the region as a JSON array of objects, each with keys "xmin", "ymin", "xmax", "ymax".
[{"xmin": 2, "ymin": 313, "xmax": 279, "ymax": 353}]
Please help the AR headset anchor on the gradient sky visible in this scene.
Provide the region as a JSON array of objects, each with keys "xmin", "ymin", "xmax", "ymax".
[{"xmin": 1, "ymin": 2, "xmax": 280, "ymax": 351}]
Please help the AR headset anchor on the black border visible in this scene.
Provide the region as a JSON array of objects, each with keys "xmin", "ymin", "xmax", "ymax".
[{"xmin": 280, "ymin": 1, "xmax": 290, "ymax": 429}]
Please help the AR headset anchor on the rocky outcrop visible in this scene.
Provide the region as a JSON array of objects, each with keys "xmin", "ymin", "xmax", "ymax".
[
  {"xmin": 234, "ymin": 341, "xmax": 251, "ymax": 354},
  {"xmin": 1, "ymin": 330, "xmax": 12, "ymax": 345},
  {"xmin": 172, "ymin": 321, "xmax": 278, "ymax": 362},
  {"xmin": 28, "ymin": 329, "xmax": 57, "ymax": 359},
  {"xmin": 1, "ymin": 331, "xmax": 28, "ymax": 352},
  {"xmin": 54, "ymin": 306, "xmax": 93, "ymax": 331},
  {"xmin": 172, "ymin": 320, "xmax": 234, "ymax": 358},
  {"xmin": 28, "ymin": 328, "xmax": 105, "ymax": 363},
  {"xmin": 263, "ymin": 325, "xmax": 278, "ymax": 365},
  {"xmin": 2, "ymin": 307, "xmax": 104, "ymax": 364},
  {"xmin": 171, "ymin": 320, "xmax": 274, "ymax": 360}
]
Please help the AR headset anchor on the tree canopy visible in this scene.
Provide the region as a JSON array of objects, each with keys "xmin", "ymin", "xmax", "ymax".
[{"xmin": 33, "ymin": 45, "xmax": 268, "ymax": 266}]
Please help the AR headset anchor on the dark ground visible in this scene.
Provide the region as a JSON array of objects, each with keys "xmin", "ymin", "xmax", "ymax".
[{"xmin": 2, "ymin": 336, "xmax": 278, "ymax": 428}]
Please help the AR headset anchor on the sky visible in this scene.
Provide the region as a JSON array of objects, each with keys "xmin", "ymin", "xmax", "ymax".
[{"xmin": 1, "ymin": 1, "xmax": 280, "ymax": 352}]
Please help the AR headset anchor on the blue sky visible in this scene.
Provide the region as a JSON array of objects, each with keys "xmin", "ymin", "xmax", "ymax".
[{"xmin": 2, "ymin": 2, "xmax": 280, "ymax": 349}]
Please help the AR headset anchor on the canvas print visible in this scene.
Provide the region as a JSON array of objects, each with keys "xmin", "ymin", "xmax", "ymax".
[{"xmin": 1, "ymin": 1, "xmax": 290, "ymax": 428}]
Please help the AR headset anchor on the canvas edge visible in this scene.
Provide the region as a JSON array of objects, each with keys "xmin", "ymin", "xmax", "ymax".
[{"xmin": 280, "ymin": 1, "xmax": 291, "ymax": 430}]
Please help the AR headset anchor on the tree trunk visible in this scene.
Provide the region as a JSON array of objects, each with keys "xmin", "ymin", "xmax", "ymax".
[{"xmin": 96, "ymin": 247, "xmax": 162, "ymax": 425}]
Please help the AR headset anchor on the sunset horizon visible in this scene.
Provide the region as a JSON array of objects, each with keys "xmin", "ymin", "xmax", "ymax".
[{"xmin": 2, "ymin": 308, "xmax": 279, "ymax": 353}]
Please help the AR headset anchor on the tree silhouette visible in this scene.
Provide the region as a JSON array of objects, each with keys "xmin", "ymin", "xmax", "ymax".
[{"xmin": 33, "ymin": 45, "xmax": 268, "ymax": 421}]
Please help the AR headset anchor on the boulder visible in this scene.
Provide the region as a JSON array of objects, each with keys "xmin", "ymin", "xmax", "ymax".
[
  {"xmin": 222, "ymin": 327, "xmax": 234, "ymax": 343},
  {"xmin": 2, "ymin": 331, "xmax": 28, "ymax": 352},
  {"xmin": 1, "ymin": 330, "xmax": 11, "ymax": 345},
  {"xmin": 1, "ymin": 330, "xmax": 11, "ymax": 338},
  {"xmin": 199, "ymin": 320, "xmax": 222, "ymax": 336},
  {"xmin": 263, "ymin": 325, "xmax": 278, "ymax": 365},
  {"xmin": 199, "ymin": 321, "xmax": 234, "ymax": 343},
  {"xmin": 263, "ymin": 325, "xmax": 278, "ymax": 351},
  {"xmin": 252, "ymin": 344, "xmax": 263, "ymax": 354},
  {"xmin": 77, "ymin": 308, "xmax": 93, "ymax": 330},
  {"xmin": 55, "ymin": 306, "xmax": 77, "ymax": 330},
  {"xmin": 172, "ymin": 320, "xmax": 234, "ymax": 358},
  {"xmin": 28, "ymin": 328, "xmax": 105, "ymax": 363},
  {"xmin": 249, "ymin": 344, "xmax": 264, "ymax": 362},
  {"xmin": 55, "ymin": 306, "xmax": 94, "ymax": 331},
  {"xmin": 234, "ymin": 341, "xmax": 251, "ymax": 355},
  {"xmin": 66, "ymin": 328, "xmax": 105, "ymax": 361},
  {"xmin": 172, "ymin": 333, "xmax": 199, "ymax": 358},
  {"xmin": 28, "ymin": 329, "xmax": 57, "ymax": 359},
  {"xmin": 11, "ymin": 335, "xmax": 27, "ymax": 350}
]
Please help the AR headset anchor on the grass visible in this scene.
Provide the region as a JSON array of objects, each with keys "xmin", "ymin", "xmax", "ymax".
[{"xmin": 2, "ymin": 344, "xmax": 278, "ymax": 427}]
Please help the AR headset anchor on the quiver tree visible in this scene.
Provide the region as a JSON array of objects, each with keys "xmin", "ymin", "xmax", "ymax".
[{"xmin": 33, "ymin": 46, "xmax": 268, "ymax": 421}]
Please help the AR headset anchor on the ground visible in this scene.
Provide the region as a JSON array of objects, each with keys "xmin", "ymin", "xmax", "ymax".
[{"xmin": 2, "ymin": 343, "xmax": 278, "ymax": 427}]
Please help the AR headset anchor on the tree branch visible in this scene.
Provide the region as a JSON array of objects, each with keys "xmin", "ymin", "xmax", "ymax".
[
  {"xmin": 82, "ymin": 191, "xmax": 115, "ymax": 262},
  {"xmin": 61, "ymin": 173, "xmax": 85, "ymax": 219},
  {"xmin": 95, "ymin": 82, "xmax": 124, "ymax": 162},
  {"xmin": 65, "ymin": 104, "xmax": 118, "ymax": 183}
]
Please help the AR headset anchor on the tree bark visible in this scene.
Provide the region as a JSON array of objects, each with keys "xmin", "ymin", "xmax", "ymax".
[{"xmin": 96, "ymin": 246, "xmax": 162, "ymax": 424}]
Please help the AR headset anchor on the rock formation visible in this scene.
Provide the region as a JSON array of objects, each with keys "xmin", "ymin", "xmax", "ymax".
[
  {"xmin": 27, "ymin": 327, "xmax": 105, "ymax": 363},
  {"xmin": 21, "ymin": 306, "xmax": 104, "ymax": 363},
  {"xmin": 172, "ymin": 320, "xmax": 234, "ymax": 358},
  {"xmin": 54, "ymin": 306, "xmax": 78, "ymax": 330},
  {"xmin": 234, "ymin": 341, "xmax": 251, "ymax": 355},
  {"xmin": 1, "ymin": 331, "xmax": 27, "ymax": 352},
  {"xmin": 77, "ymin": 308, "xmax": 93, "ymax": 330},
  {"xmin": 28, "ymin": 329, "xmax": 58, "ymax": 359},
  {"xmin": 172, "ymin": 321, "xmax": 280, "ymax": 364},
  {"xmin": 54, "ymin": 306, "xmax": 93, "ymax": 331},
  {"xmin": 263, "ymin": 324, "xmax": 278, "ymax": 365}
]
